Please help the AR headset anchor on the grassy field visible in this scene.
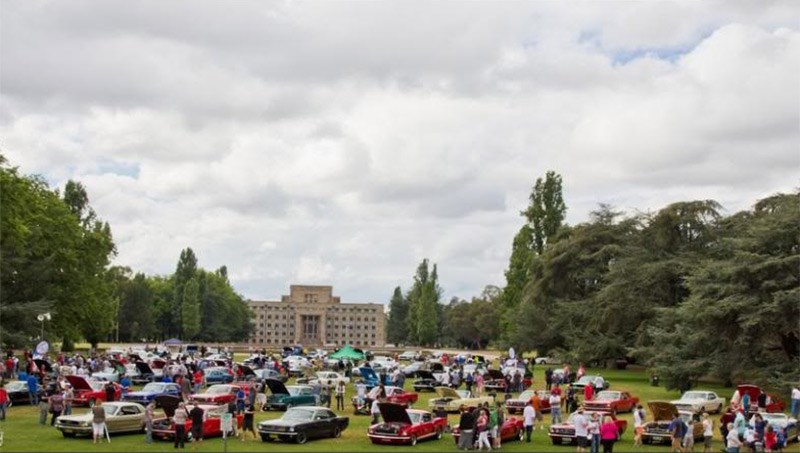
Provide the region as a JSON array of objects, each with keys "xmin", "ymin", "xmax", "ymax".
[{"xmin": 0, "ymin": 363, "xmax": 747, "ymax": 452}]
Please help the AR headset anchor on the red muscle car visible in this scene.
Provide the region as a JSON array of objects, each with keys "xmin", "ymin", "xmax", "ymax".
[
  {"xmin": 151, "ymin": 397, "xmax": 243, "ymax": 440},
  {"xmin": 453, "ymin": 415, "xmax": 525, "ymax": 445},
  {"xmin": 736, "ymin": 384, "xmax": 785, "ymax": 413},
  {"xmin": 65, "ymin": 375, "xmax": 122, "ymax": 407},
  {"xmin": 584, "ymin": 390, "xmax": 639, "ymax": 413},
  {"xmin": 505, "ymin": 389, "xmax": 553, "ymax": 415},
  {"xmin": 384, "ymin": 386, "xmax": 419, "ymax": 407},
  {"xmin": 549, "ymin": 410, "xmax": 627, "ymax": 445},
  {"xmin": 188, "ymin": 384, "xmax": 242, "ymax": 405},
  {"xmin": 484, "ymin": 369, "xmax": 533, "ymax": 392},
  {"xmin": 368, "ymin": 403, "xmax": 448, "ymax": 446}
]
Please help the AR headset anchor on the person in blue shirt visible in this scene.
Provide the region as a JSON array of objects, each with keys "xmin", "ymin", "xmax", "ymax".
[
  {"xmin": 119, "ymin": 375, "xmax": 131, "ymax": 397},
  {"xmin": 667, "ymin": 413, "xmax": 685, "ymax": 453},
  {"xmin": 236, "ymin": 388, "xmax": 246, "ymax": 414},
  {"xmin": 27, "ymin": 374, "xmax": 39, "ymax": 405},
  {"xmin": 161, "ymin": 374, "xmax": 172, "ymax": 383}
]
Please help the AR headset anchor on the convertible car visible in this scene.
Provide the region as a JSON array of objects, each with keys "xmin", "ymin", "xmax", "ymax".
[
  {"xmin": 54, "ymin": 402, "xmax": 146, "ymax": 437},
  {"xmin": 583, "ymin": 390, "xmax": 639, "ymax": 413},
  {"xmin": 263, "ymin": 379, "xmax": 316, "ymax": 411},
  {"xmin": 122, "ymin": 382, "xmax": 181, "ymax": 406},
  {"xmin": 368, "ymin": 403, "xmax": 447, "ymax": 446},
  {"xmin": 505, "ymin": 389, "xmax": 553, "ymax": 415},
  {"xmin": 642, "ymin": 401, "xmax": 704, "ymax": 445},
  {"xmin": 453, "ymin": 416, "xmax": 525, "ymax": 445},
  {"xmin": 428, "ymin": 387, "xmax": 493, "ymax": 412},
  {"xmin": 151, "ymin": 396, "xmax": 243, "ymax": 440},
  {"xmin": 258, "ymin": 406, "xmax": 350, "ymax": 444},
  {"xmin": 188, "ymin": 384, "xmax": 243, "ymax": 405},
  {"xmin": 549, "ymin": 410, "xmax": 627, "ymax": 445},
  {"xmin": 65, "ymin": 375, "xmax": 122, "ymax": 407}
]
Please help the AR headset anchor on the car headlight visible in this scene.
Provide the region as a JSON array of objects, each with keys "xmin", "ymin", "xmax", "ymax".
[
  {"xmin": 82, "ymin": 421, "xmax": 91, "ymax": 427},
  {"xmin": 288, "ymin": 427, "xmax": 294, "ymax": 432}
]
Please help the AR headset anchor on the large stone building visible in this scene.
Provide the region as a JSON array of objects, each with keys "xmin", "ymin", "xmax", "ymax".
[{"xmin": 247, "ymin": 285, "xmax": 386, "ymax": 348}]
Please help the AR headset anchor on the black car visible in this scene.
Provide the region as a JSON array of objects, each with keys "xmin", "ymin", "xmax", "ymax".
[
  {"xmin": 412, "ymin": 370, "xmax": 439, "ymax": 392},
  {"xmin": 257, "ymin": 406, "xmax": 349, "ymax": 444},
  {"xmin": 4, "ymin": 380, "xmax": 41, "ymax": 407},
  {"xmin": 131, "ymin": 362, "xmax": 156, "ymax": 385}
]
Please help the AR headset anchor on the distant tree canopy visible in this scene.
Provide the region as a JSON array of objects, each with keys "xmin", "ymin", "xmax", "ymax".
[{"xmin": 0, "ymin": 156, "xmax": 253, "ymax": 348}]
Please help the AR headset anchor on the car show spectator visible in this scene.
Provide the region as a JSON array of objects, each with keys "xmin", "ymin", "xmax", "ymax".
[
  {"xmin": 791, "ymin": 385, "xmax": 800, "ymax": 419},
  {"xmin": 92, "ymin": 402, "xmax": 107, "ymax": 444},
  {"xmin": 523, "ymin": 400, "xmax": 536, "ymax": 443},
  {"xmin": 588, "ymin": 412, "xmax": 601, "ymax": 453},
  {"xmin": 549, "ymin": 389, "xmax": 563, "ymax": 425},
  {"xmin": 633, "ymin": 404, "xmax": 644, "ymax": 447},
  {"xmin": 105, "ymin": 381, "xmax": 115, "ymax": 402},
  {"xmin": 584, "ymin": 382, "xmax": 594, "ymax": 402},
  {"xmin": 335, "ymin": 380, "xmax": 346, "ymax": 410},
  {"xmin": 600, "ymin": 415, "xmax": 619, "ymax": 453},
  {"xmin": 725, "ymin": 423, "xmax": 742, "ymax": 453},
  {"xmin": 573, "ymin": 407, "xmax": 589, "ymax": 452},
  {"xmin": 38, "ymin": 392, "xmax": 49, "ymax": 425},
  {"xmin": 49, "ymin": 390, "xmax": 64, "ymax": 426},
  {"xmin": 0, "ymin": 385, "xmax": 7, "ymax": 421},
  {"xmin": 475, "ymin": 410, "xmax": 491, "ymax": 451},
  {"xmin": 27, "ymin": 374, "xmax": 39, "ymax": 406},
  {"xmin": 144, "ymin": 401, "xmax": 155, "ymax": 444},
  {"xmin": 189, "ymin": 404, "xmax": 204, "ymax": 442},
  {"xmin": 702, "ymin": 413, "xmax": 713, "ymax": 453},
  {"xmin": 668, "ymin": 412, "xmax": 686, "ymax": 453},
  {"xmin": 370, "ymin": 398, "xmax": 381, "ymax": 424},
  {"xmin": 172, "ymin": 402, "xmax": 189, "ymax": 449},
  {"xmin": 458, "ymin": 405, "xmax": 476, "ymax": 450}
]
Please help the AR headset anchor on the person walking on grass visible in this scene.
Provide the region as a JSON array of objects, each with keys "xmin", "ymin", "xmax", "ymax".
[
  {"xmin": 476, "ymin": 410, "xmax": 491, "ymax": 451},
  {"xmin": 523, "ymin": 400, "xmax": 536, "ymax": 443},
  {"xmin": 458, "ymin": 405, "xmax": 476, "ymax": 450},
  {"xmin": 173, "ymin": 402, "xmax": 189, "ymax": 449},
  {"xmin": 633, "ymin": 404, "xmax": 645, "ymax": 447},
  {"xmin": 189, "ymin": 404, "xmax": 204, "ymax": 444},
  {"xmin": 143, "ymin": 401, "xmax": 155, "ymax": 444},
  {"xmin": 701, "ymin": 413, "xmax": 713, "ymax": 453},
  {"xmin": 336, "ymin": 380, "xmax": 346, "ymax": 410},
  {"xmin": 240, "ymin": 404, "xmax": 257, "ymax": 441},
  {"xmin": 92, "ymin": 402, "xmax": 107, "ymax": 444}
]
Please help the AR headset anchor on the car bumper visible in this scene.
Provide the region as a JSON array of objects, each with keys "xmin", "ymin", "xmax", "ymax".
[
  {"xmin": 258, "ymin": 428, "xmax": 297, "ymax": 436},
  {"xmin": 152, "ymin": 429, "xmax": 178, "ymax": 440},
  {"xmin": 56, "ymin": 425, "xmax": 92, "ymax": 435},
  {"xmin": 369, "ymin": 434, "xmax": 411, "ymax": 444}
]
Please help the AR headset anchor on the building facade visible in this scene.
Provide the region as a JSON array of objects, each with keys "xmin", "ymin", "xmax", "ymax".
[{"xmin": 247, "ymin": 285, "xmax": 386, "ymax": 348}]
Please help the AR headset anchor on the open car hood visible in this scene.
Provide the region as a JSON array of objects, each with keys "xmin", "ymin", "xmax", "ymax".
[
  {"xmin": 378, "ymin": 402, "xmax": 412, "ymax": 425},
  {"xmin": 648, "ymin": 401, "xmax": 679, "ymax": 421},
  {"xmin": 238, "ymin": 365, "xmax": 256, "ymax": 377},
  {"xmin": 156, "ymin": 395, "xmax": 182, "ymax": 418},
  {"xmin": 434, "ymin": 386, "xmax": 461, "ymax": 399},
  {"xmin": 264, "ymin": 378, "xmax": 289, "ymax": 396},
  {"xmin": 135, "ymin": 362, "xmax": 154, "ymax": 374},
  {"xmin": 415, "ymin": 370, "xmax": 435, "ymax": 380},
  {"xmin": 486, "ymin": 369, "xmax": 504, "ymax": 380},
  {"xmin": 737, "ymin": 385, "xmax": 761, "ymax": 400},
  {"xmin": 359, "ymin": 367, "xmax": 378, "ymax": 380},
  {"xmin": 65, "ymin": 375, "xmax": 93, "ymax": 391},
  {"xmin": 34, "ymin": 359, "xmax": 53, "ymax": 372}
]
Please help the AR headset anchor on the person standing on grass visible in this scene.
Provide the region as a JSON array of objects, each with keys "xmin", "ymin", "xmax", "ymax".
[
  {"xmin": 105, "ymin": 381, "xmax": 115, "ymax": 402},
  {"xmin": 523, "ymin": 399, "xmax": 536, "ymax": 443},
  {"xmin": 588, "ymin": 412, "xmax": 601, "ymax": 453},
  {"xmin": 92, "ymin": 402, "xmax": 107, "ymax": 444},
  {"xmin": 172, "ymin": 401, "xmax": 189, "ymax": 449},
  {"xmin": 573, "ymin": 407, "xmax": 589, "ymax": 453},
  {"xmin": 545, "ymin": 368, "xmax": 553, "ymax": 391},
  {"xmin": 236, "ymin": 387, "xmax": 246, "ymax": 414},
  {"xmin": 791, "ymin": 385, "xmax": 800, "ymax": 419},
  {"xmin": 600, "ymin": 415, "xmax": 619, "ymax": 453},
  {"xmin": 550, "ymin": 390, "xmax": 563, "ymax": 425},
  {"xmin": 531, "ymin": 390, "xmax": 544, "ymax": 429},
  {"xmin": 725, "ymin": 422, "xmax": 742, "ymax": 453},
  {"xmin": 683, "ymin": 418, "xmax": 695, "ymax": 452},
  {"xmin": 633, "ymin": 404, "xmax": 645, "ymax": 447},
  {"xmin": 584, "ymin": 382, "xmax": 594, "ymax": 403},
  {"xmin": 476, "ymin": 410, "xmax": 491, "ymax": 451},
  {"xmin": 189, "ymin": 404, "xmax": 204, "ymax": 443},
  {"xmin": 192, "ymin": 369, "xmax": 203, "ymax": 395},
  {"xmin": 668, "ymin": 412, "xmax": 686, "ymax": 453},
  {"xmin": 701, "ymin": 413, "xmax": 713, "ymax": 453},
  {"xmin": 335, "ymin": 380, "xmax": 345, "ymax": 410},
  {"xmin": 458, "ymin": 405, "xmax": 476, "ymax": 450},
  {"xmin": 144, "ymin": 401, "xmax": 155, "ymax": 444},
  {"xmin": 49, "ymin": 390, "xmax": 64, "ymax": 426},
  {"xmin": 0, "ymin": 385, "xmax": 7, "ymax": 421},
  {"xmin": 27, "ymin": 373, "xmax": 39, "ymax": 406},
  {"xmin": 38, "ymin": 391, "xmax": 49, "ymax": 425},
  {"xmin": 63, "ymin": 384, "xmax": 74, "ymax": 416}
]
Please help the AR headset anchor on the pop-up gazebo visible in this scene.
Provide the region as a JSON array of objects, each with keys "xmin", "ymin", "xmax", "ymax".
[{"xmin": 328, "ymin": 345, "xmax": 365, "ymax": 361}]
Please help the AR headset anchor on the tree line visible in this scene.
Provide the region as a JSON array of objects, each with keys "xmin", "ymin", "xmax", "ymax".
[
  {"xmin": 0, "ymin": 156, "xmax": 253, "ymax": 349},
  {"xmin": 386, "ymin": 170, "xmax": 799, "ymax": 393}
]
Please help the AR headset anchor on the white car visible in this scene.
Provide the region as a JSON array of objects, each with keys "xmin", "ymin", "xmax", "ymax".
[
  {"xmin": 670, "ymin": 391, "xmax": 725, "ymax": 414},
  {"xmin": 398, "ymin": 351, "xmax": 418, "ymax": 361},
  {"xmin": 309, "ymin": 371, "xmax": 350, "ymax": 387},
  {"xmin": 534, "ymin": 356, "xmax": 561, "ymax": 365},
  {"xmin": 372, "ymin": 356, "xmax": 397, "ymax": 367}
]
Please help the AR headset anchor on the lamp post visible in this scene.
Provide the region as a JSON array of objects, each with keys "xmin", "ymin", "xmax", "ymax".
[{"xmin": 37, "ymin": 312, "xmax": 52, "ymax": 341}]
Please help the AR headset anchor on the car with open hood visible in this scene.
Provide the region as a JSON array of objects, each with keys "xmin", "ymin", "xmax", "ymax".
[
  {"xmin": 584, "ymin": 390, "xmax": 639, "ymax": 413},
  {"xmin": 453, "ymin": 415, "xmax": 524, "ymax": 445},
  {"xmin": 258, "ymin": 406, "xmax": 349, "ymax": 444},
  {"xmin": 428, "ymin": 387, "xmax": 493, "ymax": 413},
  {"xmin": 263, "ymin": 379, "xmax": 316, "ymax": 411},
  {"xmin": 398, "ymin": 351, "xmax": 418, "ymax": 362},
  {"xmin": 642, "ymin": 401, "xmax": 703, "ymax": 445},
  {"xmin": 505, "ymin": 389, "xmax": 553, "ymax": 415},
  {"xmin": 549, "ymin": 410, "xmax": 627, "ymax": 445},
  {"xmin": 368, "ymin": 403, "xmax": 447, "ymax": 446},
  {"xmin": 151, "ymin": 396, "xmax": 243, "ymax": 441},
  {"xmin": 571, "ymin": 375, "xmax": 609, "ymax": 392},
  {"xmin": 54, "ymin": 402, "xmax": 146, "ymax": 438},
  {"xmin": 748, "ymin": 413, "xmax": 798, "ymax": 443},
  {"xmin": 122, "ymin": 382, "xmax": 181, "ymax": 406},
  {"xmin": 670, "ymin": 390, "xmax": 725, "ymax": 414},
  {"xmin": 359, "ymin": 366, "xmax": 392, "ymax": 389},
  {"xmin": 188, "ymin": 384, "xmax": 242, "ymax": 405},
  {"xmin": 65, "ymin": 375, "xmax": 122, "ymax": 407},
  {"xmin": 128, "ymin": 361, "xmax": 157, "ymax": 384},
  {"xmin": 412, "ymin": 370, "xmax": 439, "ymax": 392},
  {"xmin": 736, "ymin": 384, "xmax": 785, "ymax": 413}
]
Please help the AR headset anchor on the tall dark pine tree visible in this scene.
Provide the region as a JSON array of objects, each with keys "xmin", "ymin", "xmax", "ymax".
[
  {"xmin": 172, "ymin": 248, "xmax": 198, "ymax": 338},
  {"xmin": 386, "ymin": 287, "xmax": 409, "ymax": 345}
]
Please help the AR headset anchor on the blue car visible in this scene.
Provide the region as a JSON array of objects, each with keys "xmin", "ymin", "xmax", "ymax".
[
  {"xmin": 359, "ymin": 367, "xmax": 392, "ymax": 389},
  {"xmin": 122, "ymin": 382, "xmax": 181, "ymax": 406},
  {"xmin": 204, "ymin": 367, "xmax": 234, "ymax": 385}
]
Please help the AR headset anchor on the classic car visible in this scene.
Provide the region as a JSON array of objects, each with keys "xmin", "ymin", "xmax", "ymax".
[
  {"xmin": 258, "ymin": 406, "xmax": 349, "ymax": 444},
  {"xmin": 484, "ymin": 369, "xmax": 509, "ymax": 392},
  {"xmin": 359, "ymin": 366, "xmax": 393, "ymax": 389},
  {"xmin": 122, "ymin": 382, "xmax": 181, "ymax": 406},
  {"xmin": 149, "ymin": 359, "xmax": 166, "ymax": 378},
  {"xmin": 384, "ymin": 386, "xmax": 419, "ymax": 407},
  {"xmin": 65, "ymin": 375, "xmax": 122, "ymax": 407},
  {"xmin": 534, "ymin": 356, "xmax": 561, "ymax": 365},
  {"xmin": 749, "ymin": 413, "xmax": 798, "ymax": 442},
  {"xmin": 3, "ymin": 380, "xmax": 42, "ymax": 407},
  {"xmin": 453, "ymin": 415, "xmax": 525, "ymax": 445},
  {"xmin": 398, "ymin": 351, "xmax": 418, "ymax": 362},
  {"xmin": 412, "ymin": 370, "xmax": 439, "ymax": 392},
  {"xmin": 505, "ymin": 389, "xmax": 553, "ymax": 415},
  {"xmin": 204, "ymin": 366, "xmax": 234, "ymax": 385},
  {"xmin": 151, "ymin": 397, "xmax": 243, "ymax": 440},
  {"xmin": 263, "ymin": 379, "xmax": 316, "ymax": 411},
  {"xmin": 129, "ymin": 361, "xmax": 156, "ymax": 384},
  {"xmin": 402, "ymin": 362, "xmax": 426, "ymax": 378},
  {"xmin": 254, "ymin": 368, "xmax": 288, "ymax": 383},
  {"xmin": 584, "ymin": 390, "xmax": 639, "ymax": 413},
  {"xmin": 198, "ymin": 359, "xmax": 228, "ymax": 370},
  {"xmin": 91, "ymin": 360, "xmax": 124, "ymax": 382},
  {"xmin": 571, "ymin": 375, "xmax": 609, "ymax": 392},
  {"xmin": 54, "ymin": 402, "xmax": 146, "ymax": 437},
  {"xmin": 642, "ymin": 401, "xmax": 704, "ymax": 444},
  {"xmin": 188, "ymin": 384, "xmax": 242, "ymax": 405},
  {"xmin": 549, "ymin": 410, "xmax": 627, "ymax": 445},
  {"xmin": 308, "ymin": 371, "xmax": 350, "ymax": 387},
  {"xmin": 670, "ymin": 390, "xmax": 725, "ymax": 414},
  {"xmin": 428, "ymin": 387, "xmax": 494, "ymax": 413},
  {"xmin": 498, "ymin": 364, "xmax": 534, "ymax": 389},
  {"xmin": 368, "ymin": 403, "xmax": 448, "ymax": 445},
  {"xmin": 736, "ymin": 384, "xmax": 785, "ymax": 413}
]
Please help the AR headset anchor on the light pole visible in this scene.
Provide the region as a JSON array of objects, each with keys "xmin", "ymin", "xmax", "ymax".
[{"xmin": 37, "ymin": 312, "xmax": 52, "ymax": 341}]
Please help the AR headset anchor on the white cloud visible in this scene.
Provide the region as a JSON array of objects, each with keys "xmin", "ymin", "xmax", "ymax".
[{"xmin": 1, "ymin": 1, "xmax": 797, "ymax": 303}]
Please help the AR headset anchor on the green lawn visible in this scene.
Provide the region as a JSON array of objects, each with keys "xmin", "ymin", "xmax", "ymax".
[{"xmin": 0, "ymin": 365, "xmax": 746, "ymax": 452}]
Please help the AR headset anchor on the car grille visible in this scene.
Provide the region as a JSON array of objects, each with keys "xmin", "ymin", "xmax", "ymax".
[
  {"xmin": 551, "ymin": 428, "xmax": 574, "ymax": 435},
  {"xmin": 375, "ymin": 425, "xmax": 402, "ymax": 434},
  {"xmin": 262, "ymin": 425, "xmax": 288, "ymax": 432},
  {"xmin": 60, "ymin": 420, "xmax": 84, "ymax": 427}
]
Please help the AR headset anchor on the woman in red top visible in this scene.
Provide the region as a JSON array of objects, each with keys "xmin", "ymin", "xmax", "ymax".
[
  {"xmin": 764, "ymin": 425, "xmax": 777, "ymax": 452},
  {"xmin": 599, "ymin": 416, "xmax": 619, "ymax": 453}
]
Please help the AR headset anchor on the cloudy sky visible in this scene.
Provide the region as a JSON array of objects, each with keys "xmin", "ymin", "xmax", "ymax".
[{"xmin": 1, "ymin": 1, "xmax": 798, "ymax": 305}]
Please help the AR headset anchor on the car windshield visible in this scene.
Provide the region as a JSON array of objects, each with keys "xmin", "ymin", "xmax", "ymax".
[
  {"xmin": 287, "ymin": 387, "xmax": 303, "ymax": 396},
  {"xmin": 283, "ymin": 409, "xmax": 313, "ymax": 421},
  {"xmin": 596, "ymin": 392, "xmax": 620, "ymax": 401},
  {"xmin": 761, "ymin": 414, "xmax": 786, "ymax": 425},
  {"xmin": 681, "ymin": 392, "xmax": 706, "ymax": 400},
  {"xmin": 100, "ymin": 405, "xmax": 119, "ymax": 416},
  {"xmin": 89, "ymin": 381, "xmax": 105, "ymax": 391},
  {"xmin": 408, "ymin": 412, "xmax": 422, "ymax": 425},
  {"xmin": 577, "ymin": 376, "xmax": 596, "ymax": 383},
  {"xmin": 143, "ymin": 383, "xmax": 165, "ymax": 392},
  {"xmin": 518, "ymin": 391, "xmax": 535, "ymax": 400},
  {"xmin": 207, "ymin": 386, "xmax": 229, "ymax": 394},
  {"xmin": 456, "ymin": 390, "xmax": 470, "ymax": 398},
  {"xmin": 5, "ymin": 382, "xmax": 27, "ymax": 392}
]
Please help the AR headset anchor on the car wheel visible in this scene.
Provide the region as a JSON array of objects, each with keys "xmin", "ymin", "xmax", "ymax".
[
  {"xmin": 295, "ymin": 432, "xmax": 308, "ymax": 444},
  {"xmin": 332, "ymin": 427, "xmax": 341, "ymax": 438},
  {"xmin": 435, "ymin": 427, "xmax": 443, "ymax": 440},
  {"xmin": 410, "ymin": 435, "xmax": 418, "ymax": 446}
]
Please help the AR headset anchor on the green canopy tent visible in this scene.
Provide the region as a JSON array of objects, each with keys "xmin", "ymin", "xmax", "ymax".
[{"xmin": 328, "ymin": 345, "xmax": 365, "ymax": 361}]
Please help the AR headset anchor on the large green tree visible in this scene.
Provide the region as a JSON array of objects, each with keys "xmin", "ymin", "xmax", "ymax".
[
  {"xmin": 405, "ymin": 259, "xmax": 442, "ymax": 346},
  {"xmin": 386, "ymin": 287, "xmax": 409, "ymax": 345}
]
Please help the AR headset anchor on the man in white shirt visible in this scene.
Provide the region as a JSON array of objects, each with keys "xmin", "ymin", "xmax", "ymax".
[
  {"xmin": 523, "ymin": 401, "xmax": 536, "ymax": 443},
  {"xmin": 572, "ymin": 407, "xmax": 589, "ymax": 453},
  {"xmin": 791, "ymin": 385, "xmax": 800, "ymax": 419},
  {"xmin": 633, "ymin": 404, "xmax": 645, "ymax": 447},
  {"xmin": 550, "ymin": 391, "xmax": 563, "ymax": 425}
]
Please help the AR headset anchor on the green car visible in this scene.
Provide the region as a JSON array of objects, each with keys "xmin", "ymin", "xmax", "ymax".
[{"xmin": 263, "ymin": 379, "xmax": 316, "ymax": 411}]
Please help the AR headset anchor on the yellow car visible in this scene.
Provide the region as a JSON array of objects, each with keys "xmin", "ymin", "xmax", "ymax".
[
  {"xmin": 428, "ymin": 387, "xmax": 494, "ymax": 412},
  {"xmin": 55, "ymin": 402, "xmax": 147, "ymax": 438}
]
